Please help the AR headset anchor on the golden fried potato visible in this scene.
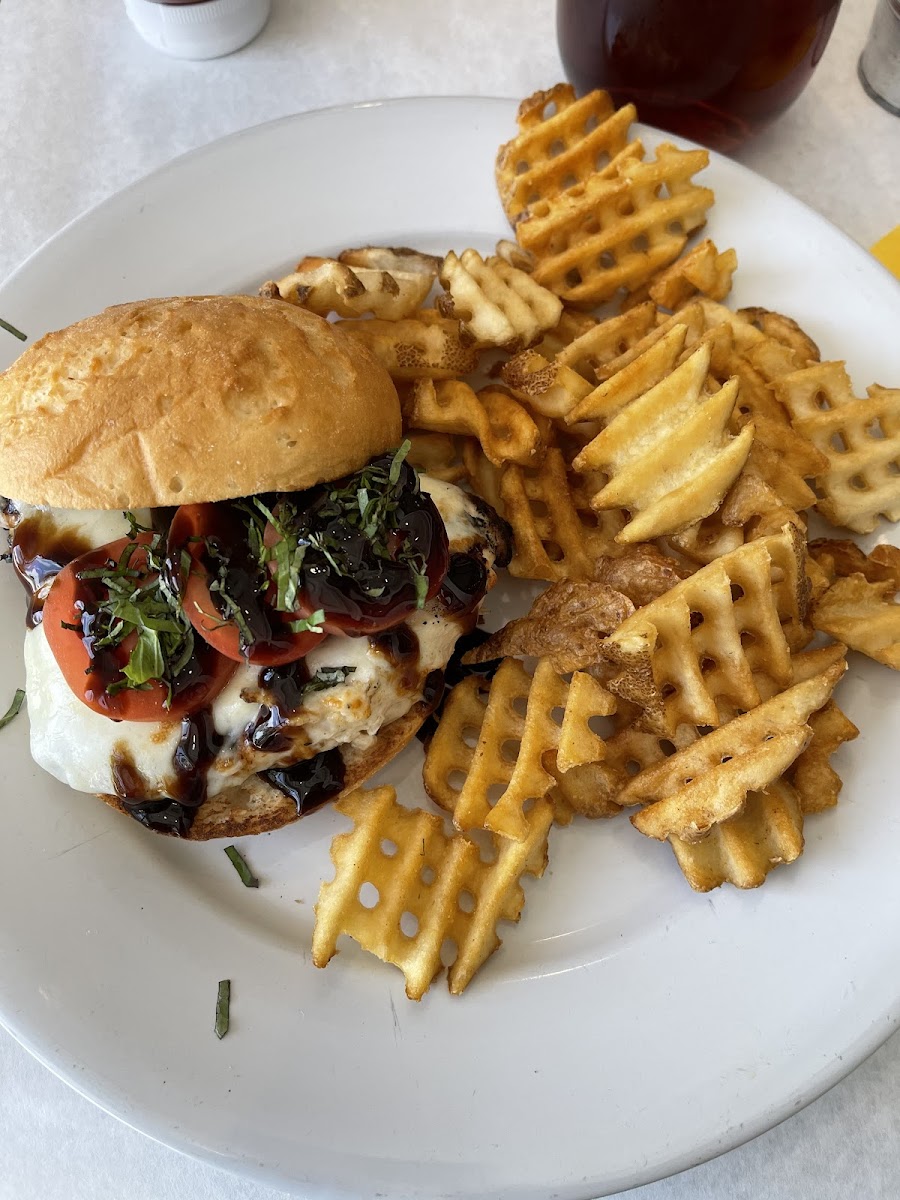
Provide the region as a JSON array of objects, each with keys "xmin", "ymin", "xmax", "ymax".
[
  {"xmin": 495, "ymin": 83, "xmax": 636, "ymax": 223},
  {"xmin": 554, "ymin": 303, "xmax": 657, "ymax": 382},
  {"xmin": 808, "ymin": 538, "xmax": 900, "ymax": 588},
  {"xmin": 668, "ymin": 470, "xmax": 805, "ymax": 567},
  {"xmin": 647, "ymin": 239, "xmax": 737, "ymax": 310},
  {"xmin": 312, "ymin": 786, "xmax": 553, "ymax": 998},
  {"xmin": 405, "ymin": 432, "xmax": 470, "ymax": 484},
  {"xmin": 789, "ymin": 701, "xmax": 858, "ymax": 814},
  {"xmin": 626, "ymin": 659, "xmax": 845, "ymax": 840},
  {"xmin": 736, "ymin": 306, "xmax": 820, "ymax": 367},
  {"xmin": 572, "ymin": 338, "xmax": 754, "ymax": 544},
  {"xmin": 670, "ymin": 781, "xmax": 804, "ymax": 892},
  {"xmin": 501, "ymin": 448, "xmax": 621, "ymax": 580},
  {"xmin": 424, "ymin": 659, "xmax": 613, "ymax": 842},
  {"xmin": 437, "ymin": 249, "xmax": 562, "ymax": 351},
  {"xmin": 262, "ymin": 247, "xmax": 438, "ymax": 320},
  {"xmin": 499, "ymin": 347, "xmax": 593, "ymax": 421},
  {"xmin": 593, "ymin": 543, "xmax": 692, "ymax": 606},
  {"xmin": 462, "ymin": 579, "xmax": 635, "ymax": 673},
  {"xmin": 776, "ymin": 362, "xmax": 900, "ymax": 533},
  {"xmin": 599, "ymin": 526, "xmax": 810, "ymax": 733},
  {"xmin": 338, "ymin": 313, "xmax": 479, "ymax": 380},
  {"xmin": 516, "ymin": 143, "xmax": 714, "ymax": 308},
  {"xmin": 402, "ymin": 379, "xmax": 544, "ymax": 467},
  {"xmin": 813, "ymin": 573, "xmax": 900, "ymax": 669}
]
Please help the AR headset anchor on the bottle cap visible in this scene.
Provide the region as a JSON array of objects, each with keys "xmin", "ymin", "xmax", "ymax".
[{"xmin": 124, "ymin": 0, "xmax": 272, "ymax": 60}]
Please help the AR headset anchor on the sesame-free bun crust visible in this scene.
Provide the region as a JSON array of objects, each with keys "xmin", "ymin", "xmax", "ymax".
[
  {"xmin": 0, "ymin": 295, "xmax": 401, "ymax": 509},
  {"xmin": 98, "ymin": 692, "xmax": 435, "ymax": 840}
]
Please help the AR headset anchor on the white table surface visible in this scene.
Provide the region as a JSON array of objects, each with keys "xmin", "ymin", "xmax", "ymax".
[{"xmin": 1, "ymin": 1, "xmax": 899, "ymax": 1197}]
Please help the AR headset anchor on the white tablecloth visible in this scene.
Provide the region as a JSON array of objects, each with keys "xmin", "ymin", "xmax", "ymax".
[{"xmin": 1, "ymin": 1, "xmax": 898, "ymax": 1196}]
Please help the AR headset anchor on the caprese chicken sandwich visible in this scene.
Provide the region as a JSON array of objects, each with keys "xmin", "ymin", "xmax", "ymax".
[{"xmin": 0, "ymin": 295, "xmax": 509, "ymax": 839}]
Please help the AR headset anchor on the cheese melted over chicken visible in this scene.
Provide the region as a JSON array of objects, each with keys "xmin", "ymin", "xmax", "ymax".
[{"xmin": 9, "ymin": 477, "xmax": 504, "ymax": 804}]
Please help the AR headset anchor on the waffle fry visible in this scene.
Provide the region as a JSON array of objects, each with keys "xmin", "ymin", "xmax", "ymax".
[
  {"xmin": 501, "ymin": 447, "xmax": 610, "ymax": 580},
  {"xmin": 494, "ymin": 239, "xmax": 536, "ymax": 271},
  {"xmin": 554, "ymin": 302, "xmax": 658, "ymax": 382},
  {"xmin": 498, "ymin": 347, "xmax": 593, "ymax": 421},
  {"xmin": 339, "ymin": 244, "xmax": 442, "ymax": 277},
  {"xmin": 647, "ymin": 239, "xmax": 738, "ymax": 310},
  {"xmin": 449, "ymin": 797, "xmax": 554, "ymax": 993},
  {"xmin": 632, "ymin": 728, "xmax": 810, "ymax": 841},
  {"xmin": 436, "ymin": 249, "xmax": 562, "ymax": 351},
  {"xmin": 775, "ymin": 362, "xmax": 900, "ymax": 533},
  {"xmin": 740, "ymin": 644, "xmax": 855, "ymax": 816},
  {"xmin": 670, "ymin": 781, "xmax": 804, "ymax": 891},
  {"xmin": 599, "ymin": 527, "xmax": 810, "ymax": 733},
  {"xmin": 625, "ymin": 659, "xmax": 844, "ymax": 841},
  {"xmin": 546, "ymin": 758, "xmax": 625, "ymax": 819},
  {"xmin": 594, "ymin": 544, "xmax": 693, "ymax": 605},
  {"xmin": 462, "ymin": 579, "xmax": 635, "ymax": 674},
  {"xmin": 695, "ymin": 299, "xmax": 816, "ymax": 383},
  {"xmin": 790, "ymin": 701, "xmax": 859, "ymax": 813},
  {"xmin": 403, "ymin": 379, "xmax": 543, "ymax": 467},
  {"xmin": 462, "ymin": 441, "xmax": 506, "ymax": 516},
  {"xmin": 572, "ymin": 340, "xmax": 754, "ymax": 543},
  {"xmin": 567, "ymin": 466, "xmax": 630, "ymax": 553},
  {"xmin": 712, "ymin": 351, "xmax": 826, "ymax": 512},
  {"xmin": 593, "ymin": 302, "xmax": 707, "ymax": 381},
  {"xmin": 495, "ymin": 84, "xmax": 637, "ymax": 223},
  {"xmin": 736, "ymin": 306, "xmax": 820, "ymax": 368},
  {"xmin": 813, "ymin": 573, "xmax": 900, "ymax": 669},
  {"xmin": 535, "ymin": 308, "xmax": 600, "ymax": 360},
  {"xmin": 311, "ymin": 786, "xmax": 553, "ymax": 998},
  {"xmin": 516, "ymin": 143, "xmax": 714, "ymax": 308},
  {"xmin": 668, "ymin": 471, "xmax": 805, "ymax": 567},
  {"xmin": 567, "ymin": 321, "xmax": 687, "ymax": 425},
  {"xmin": 595, "ymin": 646, "xmax": 849, "ymax": 808},
  {"xmin": 405, "ymin": 432, "xmax": 470, "ymax": 484},
  {"xmin": 808, "ymin": 538, "xmax": 900, "ymax": 588},
  {"xmin": 339, "ymin": 313, "xmax": 479, "ymax": 380},
  {"xmin": 261, "ymin": 248, "xmax": 438, "ymax": 320},
  {"xmin": 424, "ymin": 658, "xmax": 614, "ymax": 841}
]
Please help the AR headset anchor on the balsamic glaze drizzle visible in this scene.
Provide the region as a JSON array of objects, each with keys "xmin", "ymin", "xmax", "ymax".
[{"xmin": 261, "ymin": 748, "xmax": 347, "ymax": 817}]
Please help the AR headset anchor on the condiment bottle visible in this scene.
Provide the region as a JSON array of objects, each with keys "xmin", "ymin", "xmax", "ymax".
[{"xmin": 124, "ymin": 0, "xmax": 272, "ymax": 60}]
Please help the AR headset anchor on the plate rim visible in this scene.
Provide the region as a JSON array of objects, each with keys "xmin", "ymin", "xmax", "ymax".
[{"xmin": 2, "ymin": 94, "xmax": 900, "ymax": 1200}]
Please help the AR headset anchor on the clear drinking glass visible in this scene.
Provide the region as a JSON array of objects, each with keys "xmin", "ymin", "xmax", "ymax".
[
  {"xmin": 556, "ymin": 0, "xmax": 844, "ymax": 152},
  {"xmin": 858, "ymin": 0, "xmax": 900, "ymax": 116}
]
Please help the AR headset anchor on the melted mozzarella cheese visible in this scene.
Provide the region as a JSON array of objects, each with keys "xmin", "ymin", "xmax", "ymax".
[
  {"xmin": 25, "ymin": 596, "xmax": 465, "ymax": 798},
  {"xmin": 418, "ymin": 476, "xmax": 484, "ymax": 546},
  {"xmin": 21, "ymin": 476, "xmax": 491, "ymax": 800},
  {"xmin": 4, "ymin": 502, "xmax": 151, "ymax": 546}
]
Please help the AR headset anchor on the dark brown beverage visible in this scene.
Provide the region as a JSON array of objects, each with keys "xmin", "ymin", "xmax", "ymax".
[{"xmin": 557, "ymin": 0, "xmax": 843, "ymax": 152}]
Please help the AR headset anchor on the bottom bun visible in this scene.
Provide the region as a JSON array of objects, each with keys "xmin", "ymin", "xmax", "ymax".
[{"xmin": 99, "ymin": 690, "xmax": 438, "ymax": 841}]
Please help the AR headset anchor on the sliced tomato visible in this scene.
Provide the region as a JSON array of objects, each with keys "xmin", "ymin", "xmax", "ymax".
[
  {"xmin": 169, "ymin": 503, "xmax": 324, "ymax": 665},
  {"xmin": 42, "ymin": 536, "xmax": 236, "ymax": 722},
  {"xmin": 264, "ymin": 475, "xmax": 450, "ymax": 637}
]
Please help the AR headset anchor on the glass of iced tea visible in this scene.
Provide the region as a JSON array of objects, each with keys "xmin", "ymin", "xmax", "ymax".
[{"xmin": 556, "ymin": 0, "xmax": 843, "ymax": 152}]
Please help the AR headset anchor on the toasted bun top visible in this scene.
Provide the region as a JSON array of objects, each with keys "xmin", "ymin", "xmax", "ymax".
[{"xmin": 0, "ymin": 295, "xmax": 401, "ymax": 509}]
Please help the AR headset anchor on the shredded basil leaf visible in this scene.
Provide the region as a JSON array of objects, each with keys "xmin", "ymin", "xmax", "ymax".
[
  {"xmin": 288, "ymin": 609, "xmax": 325, "ymax": 635},
  {"xmin": 0, "ymin": 317, "xmax": 26, "ymax": 342},
  {"xmin": 74, "ymin": 513, "xmax": 195, "ymax": 705},
  {"xmin": 224, "ymin": 845, "xmax": 259, "ymax": 888},
  {"xmin": 214, "ymin": 979, "xmax": 231, "ymax": 1039},
  {"xmin": 0, "ymin": 688, "xmax": 25, "ymax": 730},
  {"xmin": 121, "ymin": 626, "xmax": 165, "ymax": 687},
  {"xmin": 304, "ymin": 665, "xmax": 355, "ymax": 695},
  {"xmin": 259, "ymin": 441, "xmax": 429, "ymax": 611}
]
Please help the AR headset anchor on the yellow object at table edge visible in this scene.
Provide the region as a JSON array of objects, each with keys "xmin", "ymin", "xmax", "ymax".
[{"xmin": 871, "ymin": 227, "xmax": 900, "ymax": 280}]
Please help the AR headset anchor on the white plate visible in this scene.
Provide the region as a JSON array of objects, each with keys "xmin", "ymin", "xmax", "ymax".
[{"xmin": 1, "ymin": 98, "xmax": 900, "ymax": 1200}]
